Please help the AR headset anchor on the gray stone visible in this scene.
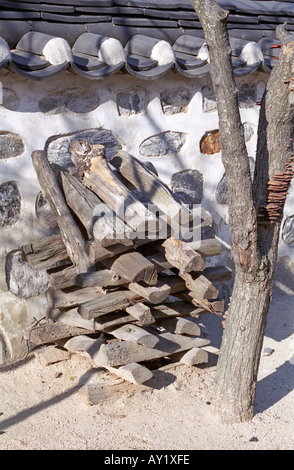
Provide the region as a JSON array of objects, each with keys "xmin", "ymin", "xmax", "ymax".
[
  {"xmin": 0, "ymin": 88, "xmax": 20, "ymax": 111},
  {"xmin": 0, "ymin": 132, "xmax": 24, "ymax": 159},
  {"xmin": 282, "ymin": 215, "xmax": 294, "ymax": 246},
  {"xmin": 117, "ymin": 87, "xmax": 148, "ymax": 116},
  {"xmin": 243, "ymin": 122, "xmax": 254, "ymax": 142},
  {"xmin": 238, "ymin": 83, "xmax": 256, "ymax": 109},
  {"xmin": 39, "ymin": 87, "xmax": 100, "ymax": 115},
  {"xmin": 171, "ymin": 169, "xmax": 204, "ymax": 205},
  {"xmin": 0, "ymin": 181, "xmax": 21, "ymax": 226},
  {"xmin": 160, "ymin": 87, "xmax": 191, "ymax": 115},
  {"xmin": 202, "ymin": 85, "xmax": 217, "ymax": 113},
  {"xmin": 6, "ymin": 250, "xmax": 50, "ymax": 299},
  {"xmin": 45, "ymin": 128, "xmax": 122, "ymax": 166},
  {"xmin": 139, "ymin": 131, "xmax": 187, "ymax": 157}
]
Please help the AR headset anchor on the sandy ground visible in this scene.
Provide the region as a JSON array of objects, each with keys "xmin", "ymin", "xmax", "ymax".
[{"xmin": 0, "ymin": 264, "xmax": 293, "ymax": 451}]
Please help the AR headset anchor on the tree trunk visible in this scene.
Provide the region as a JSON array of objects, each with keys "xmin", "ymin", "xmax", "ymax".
[{"xmin": 191, "ymin": 0, "xmax": 294, "ymax": 422}]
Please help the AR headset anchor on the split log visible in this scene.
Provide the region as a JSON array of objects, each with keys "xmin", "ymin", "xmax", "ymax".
[
  {"xmin": 46, "ymin": 286, "xmax": 104, "ymax": 310},
  {"xmin": 35, "ymin": 192, "xmax": 58, "ymax": 230},
  {"xmin": 31, "ymin": 150, "xmax": 94, "ymax": 273},
  {"xmin": 151, "ymin": 302, "xmax": 205, "ymax": 319},
  {"xmin": 108, "ymin": 363, "xmax": 153, "ymax": 385},
  {"xmin": 102, "ymin": 251, "xmax": 158, "ymax": 285},
  {"xmin": 180, "ymin": 272, "xmax": 219, "ymax": 299},
  {"xmin": 78, "ymin": 379, "xmax": 125, "ymax": 406},
  {"xmin": 34, "ymin": 345, "xmax": 71, "ymax": 366},
  {"xmin": 78, "ymin": 290, "xmax": 144, "ymax": 320},
  {"xmin": 110, "ymin": 150, "xmax": 191, "ymax": 223},
  {"xmin": 50, "ymin": 307, "xmax": 95, "ymax": 331},
  {"xmin": 75, "ymin": 269, "xmax": 124, "ymax": 288},
  {"xmin": 23, "ymin": 234, "xmax": 68, "ymax": 270},
  {"xmin": 125, "ymin": 303, "xmax": 155, "ymax": 326},
  {"xmin": 94, "ymin": 312, "xmax": 136, "ymax": 332},
  {"xmin": 175, "ymin": 347, "xmax": 209, "ymax": 366},
  {"xmin": 26, "ymin": 323, "xmax": 94, "ymax": 346},
  {"xmin": 157, "ymin": 317, "xmax": 201, "ymax": 336},
  {"xmin": 47, "ymin": 264, "xmax": 78, "ymax": 290},
  {"xmin": 176, "ymin": 291, "xmax": 225, "ymax": 315},
  {"xmin": 162, "ymin": 237, "xmax": 206, "ymax": 274},
  {"xmin": 128, "ymin": 279, "xmax": 171, "ymax": 304},
  {"xmin": 108, "ymin": 324, "xmax": 160, "ymax": 348},
  {"xmin": 95, "ymin": 329, "xmax": 210, "ymax": 367},
  {"xmin": 61, "ymin": 171, "xmax": 132, "ymax": 245}
]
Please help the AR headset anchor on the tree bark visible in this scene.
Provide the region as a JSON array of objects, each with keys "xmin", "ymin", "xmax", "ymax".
[{"xmin": 191, "ymin": 0, "xmax": 294, "ymax": 422}]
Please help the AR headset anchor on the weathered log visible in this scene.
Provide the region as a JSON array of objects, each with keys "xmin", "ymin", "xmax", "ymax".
[
  {"xmin": 94, "ymin": 312, "xmax": 136, "ymax": 332},
  {"xmin": 50, "ymin": 307, "xmax": 95, "ymax": 331},
  {"xmin": 47, "ymin": 264, "xmax": 78, "ymax": 290},
  {"xmin": 162, "ymin": 237, "xmax": 206, "ymax": 274},
  {"xmin": 128, "ymin": 279, "xmax": 171, "ymax": 304},
  {"xmin": 102, "ymin": 250, "xmax": 158, "ymax": 285},
  {"xmin": 176, "ymin": 347, "xmax": 209, "ymax": 366},
  {"xmin": 78, "ymin": 379, "xmax": 125, "ymax": 406},
  {"xmin": 61, "ymin": 171, "xmax": 132, "ymax": 246},
  {"xmin": 110, "ymin": 150, "xmax": 191, "ymax": 223},
  {"xmin": 23, "ymin": 234, "xmax": 68, "ymax": 270},
  {"xmin": 108, "ymin": 324, "xmax": 160, "ymax": 348},
  {"xmin": 151, "ymin": 302, "xmax": 205, "ymax": 319},
  {"xmin": 78, "ymin": 290, "xmax": 144, "ymax": 320},
  {"xmin": 26, "ymin": 323, "xmax": 94, "ymax": 346},
  {"xmin": 176, "ymin": 291, "xmax": 225, "ymax": 315},
  {"xmin": 157, "ymin": 317, "xmax": 201, "ymax": 336},
  {"xmin": 180, "ymin": 272, "xmax": 219, "ymax": 299},
  {"xmin": 75, "ymin": 269, "xmax": 124, "ymax": 288},
  {"xmin": 31, "ymin": 150, "xmax": 94, "ymax": 273},
  {"xmin": 125, "ymin": 303, "xmax": 155, "ymax": 326},
  {"xmin": 46, "ymin": 286, "xmax": 104, "ymax": 310},
  {"xmin": 35, "ymin": 192, "xmax": 58, "ymax": 230},
  {"xmin": 95, "ymin": 329, "xmax": 210, "ymax": 367}
]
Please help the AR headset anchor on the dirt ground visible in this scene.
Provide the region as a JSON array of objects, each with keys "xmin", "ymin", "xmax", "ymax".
[{"xmin": 0, "ymin": 264, "xmax": 293, "ymax": 451}]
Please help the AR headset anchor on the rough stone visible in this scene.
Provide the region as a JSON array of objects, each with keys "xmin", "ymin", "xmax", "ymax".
[
  {"xmin": 243, "ymin": 122, "xmax": 254, "ymax": 142},
  {"xmin": 0, "ymin": 181, "xmax": 21, "ymax": 226},
  {"xmin": 171, "ymin": 169, "xmax": 204, "ymax": 205},
  {"xmin": 202, "ymin": 85, "xmax": 217, "ymax": 113},
  {"xmin": 160, "ymin": 87, "xmax": 191, "ymax": 115},
  {"xmin": 0, "ymin": 88, "xmax": 20, "ymax": 111},
  {"xmin": 6, "ymin": 250, "xmax": 50, "ymax": 298},
  {"xmin": 238, "ymin": 83, "xmax": 256, "ymax": 109},
  {"xmin": 282, "ymin": 215, "xmax": 294, "ymax": 247},
  {"xmin": 200, "ymin": 129, "xmax": 220, "ymax": 155},
  {"xmin": 39, "ymin": 87, "xmax": 100, "ymax": 115},
  {"xmin": 0, "ymin": 132, "xmax": 24, "ymax": 159},
  {"xmin": 117, "ymin": 87, "xmax": 148, "ymax": 116},
  {"xmin": 45, "ymin": 128, "xmax": 122, "ymax": 166},
  {"xmin": 139, "ymin": 131, "xmax": 187, "ymax": 157}
]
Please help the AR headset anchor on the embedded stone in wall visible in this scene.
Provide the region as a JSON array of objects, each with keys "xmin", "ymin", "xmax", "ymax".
[
  {"xmin": 0, "ymin": 132, "xmax": 24, "ymax": 159},
  {"xmin": 0, "ymin": 181, "xmax": 21, "ymax": 227},
  {"xmin": 39, "ymin": 87, "xmax": 100, "ymax": 115},
  {"xmin": 117, "ymin": 87, "xmax": 148, "ymax": 116},
  {"xmin": 243, "ymin": 122, "xmax": 254, "ymax": 142},
  {"xmin": 202, "ymin": 85, "xmax": 217, "ymax": 113},
  {"xmin": 0, "ymin": 88, "xmax": 20, "ymax": 111},
  {"xmin": 282, "ymin": 215, "xmax": 294, "ymax": 246},
  {"xmin": 160, "ymin": 87, "xmax": 191, "ymax": 115},
  {"xmin": 139, "ymin": 131, "xmax": 187, "ymax": 157},
  {"xmin": 171, "ymin": 169, "xmax": 204, "ymax": 205},
  {"xmin": 200, "ymin": 130, "xmax": 220, "ymax": 155},
  {"xmin": 6, "ymin": 250, "xmax": 50, "ymax": 299},
  {"xmin": 45, "ymin": 128, "xmax": 122, "ymax": 166},
  {"xmin": 237, "ymin": 83, "xmax": 256, "ymax": 109}
]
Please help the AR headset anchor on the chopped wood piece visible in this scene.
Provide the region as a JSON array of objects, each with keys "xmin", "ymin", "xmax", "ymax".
[
  {"xmin": 23, "ymin": 234, "xmax": 68, "ymax": 270},
  {"xmin": 46, "ymin": 286, "xmax": 103, "ymax": 310},
  {"xmin": 78, "ymin": 379, "xmax": 125, "ymax": 405},
  {"xmin": 128, "ymin": 279, "xmax": 171, "ymax": 304},
  {"xmin": 177, "ymin": 291, "xmax": 225, "ymax": 315},
  {"xmin": 87, "ymin": 238, "xmax": 136, "ymax": 263},
  {"xmin": 94, "ymin": 312, "xmax": 135, "ymax": 331},
  {"xmin": 157, "ymin": 317, "xmax": 201, "ymax": 336},
  {"xmin": 177, "ymin": 347, "xmax": 209, "ymax": 366},
  {"xmin": 162, "ymin": 237, "xmax": 206, "ymax": 274},
  {"xmin": 125, "ymin": 303, "xmax": 155, "ymax": 326},
  {"xmin": 63, "ymin": 334, "xmax": 105, "ymax": 362},
  {"xmin": 180, "ymin": 272, "xmax": 219, "ymax": 299},
  {"xmin": 34, "ymin": 345, "xmax": 71, "ymax": 366},
  {"xmin": 106, "ymin": 363, "xmax": 153, "ymax": 385},
  {"xmin": 31, "ymin": 150, "xmax": 94, "ymax": 273},
  {"xmin": 76, "ymin": 269, "xmax": 125, "ymax": 288},
  {"xmin": 35, "ymin": 192, "xmax": 58, "ymax": 230},
  {"xmin": 151, "ymin": 302, "xmax": 205, "ymax": 319},
  {"xmin": 27, "ymin": 323, "xmax": 94, "ymax": 346},
  {"xmin": 50, "ymin": 307, "xmax": 95, "ymax": 331},
  {"xmin": 110, "ymin": 150, "xmax": 191, "ymax": 223},
  {"xmin": 78, "ymin": 290, "xmax": 144, "ymax": 320},
  {"xmin": 95, "ymin": 330, "xmax": 210, "ymax": 367},
  {"xmin": 47, "ymin": 264, "xmax": 78, "ymax": 290},
  {"xmin": 108, "ymin": 324, "xmax": 160, "ymax": 348},
  {"xmin": 103, "ymin": 251, "xmax": 158, "ymax": 285}
]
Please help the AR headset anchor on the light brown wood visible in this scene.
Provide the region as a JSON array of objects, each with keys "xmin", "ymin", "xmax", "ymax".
[
  {"xmin": 78, "ymin": 290, "xmax": 144, "ymax": 320},
  {"xmin": 180, "ymin": 272, "xmax": 219, "ymax": 299},
  {"xmin": 23, "ymin": 234, "xmax": 68, "ymax": 270},
  {"xmin": 108, "ymin": 324, "xmax": 160, "ymax": 348},
  {"xmin": 103, "ymin": 251, "xmax": 158, "ymax": 285},
  {"xmin": 27, "ymin": 323, "xmax": 94, "ymax": 346},
  {"xmin": 162, "ymin": 237, "xmax": 206, "ymax": 274},
  {"xmin": 128, "ymin": 279, "xmax": 171, "ymax": 304},
  {"xmin": 125, "ymin": 303, "xmax": 155, "ymax": 326}
]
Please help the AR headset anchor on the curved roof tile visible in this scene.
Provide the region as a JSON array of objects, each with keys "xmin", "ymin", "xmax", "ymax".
[{"xmin": 0, "ymin": 0, "xmax": 292, "ymax": 79}]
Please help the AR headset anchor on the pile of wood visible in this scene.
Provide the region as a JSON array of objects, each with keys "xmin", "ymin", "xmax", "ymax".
[{"xmin": 22, "ymin": 140, "xmax": 231, "ymax": 394}]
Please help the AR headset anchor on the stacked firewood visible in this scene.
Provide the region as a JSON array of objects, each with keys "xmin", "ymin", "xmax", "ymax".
[{"xmin": 22, "ymin": 140, "xmax": 231, "ymax": 392}]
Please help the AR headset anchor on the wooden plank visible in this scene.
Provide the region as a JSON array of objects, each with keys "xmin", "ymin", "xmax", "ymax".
[
  {"xmin": 108, "ymin": 324, "xmax": 160, "ymax": 348},
  {"xmin": 95, "ymin": 330, "xmax": 210, "ymax": 367},
  {"xmin": 94, "ymin": 312, "xmax": 136, "ymax": 332},
  {"xmin": 157, "ymin": 317, "xmax": 201, "ymax": 336},
  {"xmin": 75, "ymin": 269, "xmax": 125, "ymax": 288},
  {"xmin": 34, "ymin": 345, "xmax": 71, "ymax": 366},
  {"xmin": 31, "ymin": 150, "xmax": 94, "ymax": 273},
  {"xmin": 78, "ymin": 290, "xmax": 144, "ymax": 320},
  {"xmin": 46, "ymin": 286, "xmax": 104, "ymax": 310},
  {"xmin": 125, "ymin": 303, "xmax": 155, "ymax": 326},
  {"xmin": 110, "ymin": 150, "xmax": 191, "ymax": 223},
  {"xmin": 102, "ymin": 250, "xmax": 158, "ymax": 285}
]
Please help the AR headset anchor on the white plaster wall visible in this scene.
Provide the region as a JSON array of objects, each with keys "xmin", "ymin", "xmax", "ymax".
[{"xmin": 0, "ymin": 67, "xmax": 292, "ymax": 363}]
